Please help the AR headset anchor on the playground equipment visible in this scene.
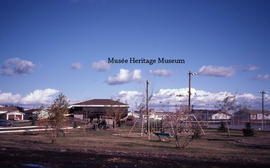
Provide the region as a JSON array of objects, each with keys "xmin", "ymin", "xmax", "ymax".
[{"xmin": 128, "ymin": 111, "xmax": 205, "ymax": 148}]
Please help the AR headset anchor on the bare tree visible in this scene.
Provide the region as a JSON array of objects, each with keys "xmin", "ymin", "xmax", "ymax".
[
  {"xmin": 164, "ymin": 106, "xmax": 189, "ymax": 148},
  {"xmin": 161, "ymin": 105, "xmax": 205, "ymax": 149},
  {"xmin": 215, "ymin": 95, "xmax": 239, "ymax": 137}
]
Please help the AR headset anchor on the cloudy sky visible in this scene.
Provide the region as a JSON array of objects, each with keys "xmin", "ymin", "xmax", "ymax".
[{"xmin": 0, "ymin": 0, "xmax": 269, "ymax": 110}]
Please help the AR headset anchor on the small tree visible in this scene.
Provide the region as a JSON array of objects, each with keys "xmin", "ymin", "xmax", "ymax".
[
  {"xmin": 218, "ymin": 121, "xmax": 227, "ymax": 132},
  {"xmin": 243, "ymin": 122, "xmax": 254, "ymax": 136},
  {"xmin": 48, "ymin": 93, "xmax": 69, "ymax": 143},
  {"xmin": 164, "ymin": 105, "xmax": 196, "ymax": 149}
]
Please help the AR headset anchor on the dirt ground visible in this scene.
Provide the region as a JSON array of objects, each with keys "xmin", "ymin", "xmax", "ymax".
[{"xmin": 1, "ymin": 127, "xmax": 270, "ymax": 168}]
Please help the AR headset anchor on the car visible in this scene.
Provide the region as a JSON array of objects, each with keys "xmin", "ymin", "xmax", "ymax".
[
  {"xmin": 0, "ymin": 120, "xmax": 12, "ymax": 127},
  {"xmin": 13, "ymin": 117, "xmax": 19, "ymax": 121}
]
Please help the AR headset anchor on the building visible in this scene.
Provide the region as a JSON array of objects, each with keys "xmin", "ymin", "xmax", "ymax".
[
  {"xmin": 24, "ymin": 108, "xmax": 49, "ymax": 120},
  {"xmin": 211, "ymin": 112, "xmax": 231, "ymax": 121},
  {"xmin": 0, "ymin": 106, "xmax": 24, "ymax": 120},
  {"xmin": 249, "ymin": 110, "xmax": 270, "ymax": 123},
  {"xmin": 69, "ymin": 99, "xmax": 129, "ymax": 121}
]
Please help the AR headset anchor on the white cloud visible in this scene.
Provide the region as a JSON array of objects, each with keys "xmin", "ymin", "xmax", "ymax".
[
  {"xmin": 21, "ymin": 89, "xmax": 59, "ymax": 104},
  {"xmin": 243, "ymin": 65, "xmax": 259, "ymax": 72},
  {"xmin": 149, "ymin": 69, "xmax": 172, "ymax": 76},
  {"xmin": 198, "ymin": 65, "xmax": 236, "ymax": 77},
  {"xmin": 1, "ymin": 57, "xmax": 35, "ymax": 76},
  {"xmin": 114, "ymin": 88, "xmax": 268, "ymax": 110},
  {"xmin": 254, "ymin": 74, "xmax": 270, "ymax": 80},
  {"xmin": 0, "ymin": 92, "xmax": 22, "ymax": 104},
  {"xmin": 91, "ymin": 60, "xmax": 110, "ymax": 71},
  {"xmin": 107, "ymin": 69, "xmax": 142, "ymax": 85},
  {"xmin": 71, "ymin": 62, "xmax": 82, "ymax": 70},
  {"xmin": 0, "ymin": 89, "xmax": 59, "ymax": 105},
  {"xmin": 113, "ymin": 91, "xmax": 144, "ymax": 108}
]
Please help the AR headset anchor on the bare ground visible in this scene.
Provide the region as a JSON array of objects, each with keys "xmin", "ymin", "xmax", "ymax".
[{"xmin": 1, "ymin": 128, "xmax": 270, "ymax": 168}]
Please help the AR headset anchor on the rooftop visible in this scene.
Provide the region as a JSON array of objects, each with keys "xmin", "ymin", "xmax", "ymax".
[
  {"xmin": 70, "ymin": 99, "xmax": 129, "ymax": 108},
  {"xmin": 0, "ymin": 106, "xmax": 20, "ymax": 112}
]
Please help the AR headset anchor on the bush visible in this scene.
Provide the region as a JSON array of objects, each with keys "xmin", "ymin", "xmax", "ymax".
[
  {"xmin": 192, "ymin": 125, "xmax": 201, "ymax": 139},
  {"xmin": 242, "ymin": 122, "xmax": 254, "ymax": 136},
  {"xmin": 218, "ymin": 122, "xmax": 227, "ymax": 132},
  {"xmin": 73, "ymin": 122, "xmax": 78, "ymax": 128}
]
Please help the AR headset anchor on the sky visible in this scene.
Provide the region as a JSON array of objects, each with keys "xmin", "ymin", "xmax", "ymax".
[{"xmin": 0, "ymin": 0, "xmax": 270, "ymax": 110}]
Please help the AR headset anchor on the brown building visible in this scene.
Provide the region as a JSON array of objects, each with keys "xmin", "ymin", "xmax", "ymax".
[{"xmin": 69, "ymin": 99, "xmax": 129, "ymax": 121}]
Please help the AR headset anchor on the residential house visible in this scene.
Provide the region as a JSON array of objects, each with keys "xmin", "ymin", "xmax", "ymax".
[
  {"xmin": 128, "ymin": 110, "xmax": 140, "ymax": 119},
  {"xmin": 24, "ymin": 108, "xmax": 49, "ymax": 120},
  {"xmin": 248, "ymin": 110, "xmax": 270, "ymax": 123},
  {"xmin": 211, "ymin": 112, "xmax": 231, "ymax": 121},
  {"xmin": 0, "ymin": 106, "xmax": 24, "ymax": 120}
]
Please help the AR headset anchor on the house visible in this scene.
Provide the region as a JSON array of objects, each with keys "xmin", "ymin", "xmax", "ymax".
[
  {"xmin": 0, "ymin": 106, "xmax": 24, "ymax": 120},
  {"xmin": 24, "ymin": 108, "xmax": 49, "ymax": 120},
  {"xmin": 211, "ymin": 112, "xmax": 231, "ymax": 120},
  {"xmin": 149, "ymin": 109, "xmax": 170, "ymax": 120},
  {"xmin": 69, "ymin": 99, "xmax": 129, "ymax": 121},
  {"xmin": 128, "ymin": 111, "xmax": 140, "ymax": 119},
  {"xmin": 129, "ymin": 109, "xmax": 170, "ymax": 121},
  {"xmin": 248, "ymin": 110, "xmax": 270, "ymax": 123}
]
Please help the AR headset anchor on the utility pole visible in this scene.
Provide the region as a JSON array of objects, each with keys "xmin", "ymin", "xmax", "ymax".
[
  {"xmin": 260, "ymin": 91, "xmax": 266, "ymax": 131},
  {"xmin": 188, "ymin": 71, "xmax": 191, "ymax": 114},
  {"xmin": 188, "ymin": 71, "xmax": 197, "ymax": 131},
  {"xmin": 146, "ymin": 80, "xmax": 150, "ymax": 140},
  {"xmin": 188, "ymin": 71, "xmax": 192, "ymax": 130}
]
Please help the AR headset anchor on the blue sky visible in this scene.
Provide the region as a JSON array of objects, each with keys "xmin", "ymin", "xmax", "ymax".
[{"xmin": 0, "ymin": 0, "xmax": 269, "ymax": 109}]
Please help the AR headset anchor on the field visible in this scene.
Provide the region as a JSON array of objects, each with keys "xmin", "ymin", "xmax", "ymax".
[{"xmin": 1, "ymin": 127, "xmax": 270, "ymax": 168}]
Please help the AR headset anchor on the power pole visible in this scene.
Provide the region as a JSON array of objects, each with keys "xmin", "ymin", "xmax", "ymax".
[
  {"xmin": 260, "ymin": 91, "xmax": 266, "ymax": 131},
  {"xmin": 146, "ymin": 80, "xmax": 150, "ymax": 140},
  {"xmin": 188, "ymin": 71, "xmax": 192, "ymax": 130},
  {"xmin": 188, "ymin": 71, "xmax": 197, "ymax": 131},
  {"xmin": 188, "ymin": 71, "xmax": 191, "ymax": 115}
]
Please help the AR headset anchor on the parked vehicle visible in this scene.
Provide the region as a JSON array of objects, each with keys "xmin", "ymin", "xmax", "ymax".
[
  {"xmin": 0, "ymin": 120, "xmax": 12, "ymax": 127},
  {"xmin": 13, "ymin": 117, "xmax": 19, "ymax": 121}
]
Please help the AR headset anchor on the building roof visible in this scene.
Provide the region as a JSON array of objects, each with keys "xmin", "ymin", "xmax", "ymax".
[
  {"xmin": 70, "ymin": 99, "xmax": 129, "ymax": 108},
  {"xmin": 212, "ymin": 112, "xmax": 232, "ymax": 116},
  {"xmin": 246, "ymin": 109, "xmax": 270, "ymax": 115},
  {"xmin": 24, "ymin": 109, "xmax": 40, "ymax": 114},
  {"xmin": 0, "ymin": 106, "xmax": 19, "ymax": 112}
]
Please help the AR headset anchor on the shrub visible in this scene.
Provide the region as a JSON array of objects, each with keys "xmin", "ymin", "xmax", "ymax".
[
  {"xmin": 192, "ymin": 125, "xmax": 201, "ymax": 139},
  {"xmin": 218, "ymin": 121, "xmax": 227, "ymax": 132},
  {"xmin": 242, "ymin": 122, "xmax": 254, "ymax": 136},
  {"xmin": 73, "ymin": 122, "xmax": 78, "ymax": 128}
]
